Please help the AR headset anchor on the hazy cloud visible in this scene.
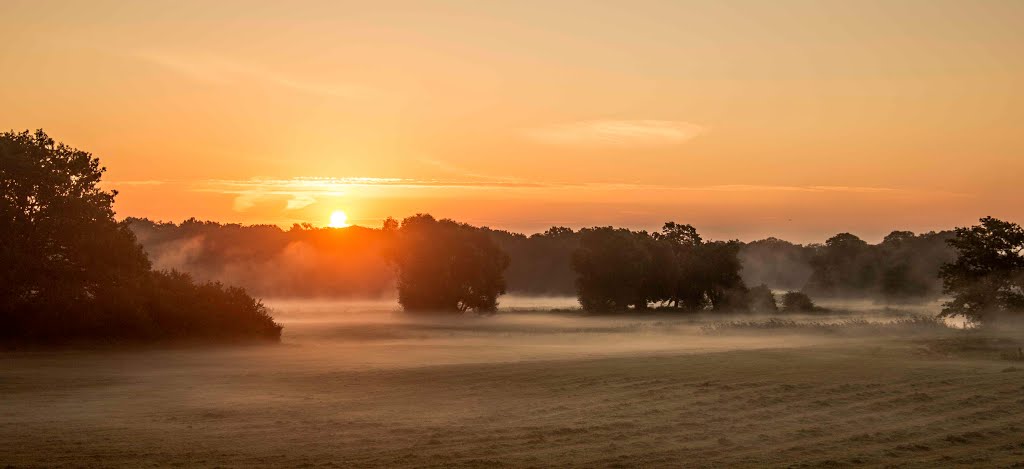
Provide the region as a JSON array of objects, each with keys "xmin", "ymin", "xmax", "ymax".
[
  {"xmin": 106, "ymin": 177, "xmax": 960, "ymax": 215},
  {"xmin": 525, "ymin": 120, "xmax": 706, "ymax": 146},
  {"xmin": 131, "ymin": 51, "xmax": 372, "ymax": 99},
  {"xmin": 111, "ymin": 177, "xmax": 940, "ymax": 195}
]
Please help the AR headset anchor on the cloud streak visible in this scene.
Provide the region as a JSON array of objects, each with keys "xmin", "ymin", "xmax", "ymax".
[
  {"xmin": 131, "ymin": 51, "xmax": 372, "ymax": 99},
  {"xmin": 107, "ymin": 177, "xmax": 963, "ymax": 214},
  {"xmin": 525, "ymin": 120, "xmax": 707, "ymax": 146},
  {"xmin": 108, "ymin": 177, "xmax": 944, "ymax": 194}
]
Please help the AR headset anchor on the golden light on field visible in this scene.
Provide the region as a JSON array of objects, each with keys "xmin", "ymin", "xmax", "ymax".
[{"xmin": 328, "ymin": 210, "xmax": 349, "ymax": 228}]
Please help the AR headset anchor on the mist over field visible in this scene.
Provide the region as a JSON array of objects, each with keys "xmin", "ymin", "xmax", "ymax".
[
  {"xmin": 6, "ymin": 0, "xmax": 1024, "ymax": 466},
  {"xmin": 6, "ymin": 298, "xmax": 1024, "ymax": 467},
  {"xmin": 5, "ymin": 141, "xmax": 1021, "ymax": 467},
  {"xmin": 128, "ymin": 218, "xmax": 957, "ymax": 303}
]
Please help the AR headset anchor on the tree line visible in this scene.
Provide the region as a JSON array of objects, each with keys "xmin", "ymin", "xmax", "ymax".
[
  {"xmin": 571, "ymin": 223, "xmax": 760, "ymax": 312},
  {"xmin": 130, "ymin": 219, "xmax": 958, "ymax": 302},
  {"xmin": 379, "ymin": 215, "xmax": 1022, "ymax": 325},
  {"xmin": 4, "ymin": 129, "xmax": 1020, "ymax": 345}
]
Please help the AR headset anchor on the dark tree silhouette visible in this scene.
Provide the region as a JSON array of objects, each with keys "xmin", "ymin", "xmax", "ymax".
[
  {"xmin": 746, "ymin": 284, "xmax": 778, "ymax": 313},
  {"xmin": 801, "ymin": 230, "xmax": 954, "ymax": 300},
  {"xmin": 781, "ymin": 291, "xmax": 816, "ymax": 313},
  {"xmin": 1, "ymin": 130, "xmax": 151, "ymax": 320},
  {"xmin": 489, "ymin": 226, "xmax": 580, "ymax": 296},
  {"xmin": 939, "ymin": 217, "xmax": 1024, "ymax": 324},
  {"xmin": 571, "ymin": 223, "xmax": 748, "ymax": 313},
  {"xmin": 126, "ymin": 217, "xmax": 957, "ymax": 302},
  {"xmin": 388, "ymin": 214, "xmax": 510, "ymax": 313},
  {"xmin": 739, "ymin": 237, "xmax": 814, "ymax": 291},
  {"xmin": 804, "ymin": 233, "xmax": 874, "ymax": 296},
  {"xmin": 698, "ymin": 241, "xmax": 746, "ymax": 310},
  {"xmin": 129, "ymin": 218, "xmax": 395, "ymax": 298},
  {"xmin": 0, "ymin": 129, "xmax": 281, "ymax": 343},
  {"xmin": 572, "ymin": 227, "xmax": 651, "ymax": 312}
]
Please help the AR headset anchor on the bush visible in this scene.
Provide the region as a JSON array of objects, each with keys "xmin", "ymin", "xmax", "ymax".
[
  {"xmin": 781, "ymin": 291, "xmax": 817, "ymax": 313},
  {"xmin": 746, "ymin": 284, "xmax": 778, "ymax": 313},
  {"xmin": 143, "ymin": 270, "xmax": 282, "ymax": 341}
]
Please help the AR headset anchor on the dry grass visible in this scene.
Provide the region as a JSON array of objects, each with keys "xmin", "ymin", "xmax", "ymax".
[
  {"xmin": 700, "ymin": 315, "xmax": 952, "ymax": 336},
  {"xmin": 2, "ymin": 308, "xmax": 1024, "ymax": 468}
]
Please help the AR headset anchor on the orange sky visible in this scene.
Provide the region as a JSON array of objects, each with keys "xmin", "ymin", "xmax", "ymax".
[{"xmin": 2, "ymin": 0, "xmax": 1023, "ymax": 242}]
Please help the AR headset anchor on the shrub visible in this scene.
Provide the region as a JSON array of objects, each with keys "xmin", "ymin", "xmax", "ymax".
[
  {"xmin": 747, "ymin": 284, "xmax": 778, "ymax": 313},
  {"xmin": 781, "ymin": 291, "xmax": 817, "ymax": 313}
]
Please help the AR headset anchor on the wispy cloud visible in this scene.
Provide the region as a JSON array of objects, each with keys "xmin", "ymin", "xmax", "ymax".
[
  {"xmin": 525, "ymin": 120, "xmax": 707, "ymax": 146},
  {"xmin": 107, "ymin": 177, "xmax": 960, "ymax": 215},
  {"xmin": 193, "ymin": 177, "xmax": 549, "ymax": 213},
  {"xmin": 107, "ymin": 177, "xmax": 939, "ymax": 194},
  {"xmin": 131, "ymin": 51, "xmax": 373, "ymax": 99}
]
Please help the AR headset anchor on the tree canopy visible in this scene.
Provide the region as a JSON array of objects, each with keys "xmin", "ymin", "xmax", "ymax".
[
  {"xmin": 0, "ymin": 130, "xmax": 281, "ymax": 343},
  {"xmin": 387, "ymin": 214, "xmax": 510, "ymax": 313},
  {"xmin": 571, "ymin": 223, "xmax": 754, "ymax": 313},
  {"xmin": 939, "ymin": 217, "xmax": 1024, "ymax": 324}
]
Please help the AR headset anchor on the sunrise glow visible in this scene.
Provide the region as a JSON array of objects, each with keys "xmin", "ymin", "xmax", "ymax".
[
  {"xmin": 5, "ymin": 3, "xmax": 1024, "ymax": 467},
  {"xmin": 328, "ymin": 210, "xmax": 349, "ymax": 228},
  {"xmin": 3, "ymin": 1, "xmax": 1023, "ymax": 243}
]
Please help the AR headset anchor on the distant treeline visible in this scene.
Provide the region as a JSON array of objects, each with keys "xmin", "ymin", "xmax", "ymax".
[
  {"xmin": 742, "ymin": 231, "xmax": 956, "ymax": 300},
  {"xmin": 129, "ymin": 218, "xmax": 955, "ymax": 301}
]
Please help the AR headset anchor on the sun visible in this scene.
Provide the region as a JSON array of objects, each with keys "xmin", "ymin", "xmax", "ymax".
[{"xmin": 328, "ymin": 210, "xmax": 349, "ymax": 228}]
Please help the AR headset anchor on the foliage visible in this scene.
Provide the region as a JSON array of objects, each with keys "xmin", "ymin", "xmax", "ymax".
[
  {"xmin": 571, "ymin": 227, "xmax": 651, "ymax": 312},
  {"xmin": 128, "ymin": 219, "xmax": 959, "ymax": 301},
  {"xmin": 0, "ymin": 130, "xmax": 151, "ymax": 317},
  {"xmin": 738, "ymin": 237, "xmax": 814, "ymax": 292},
  {"xmin": 129, "ymin": 218, "xmax": 395, "ymax": 297},
  {"xmin": 781, "ymin": 291, "xmax": 816, "ymax": 313},
  {"xmin": 387, "ymin": 214, "xmax": 510, "ymax": 313},
  {"xmin": 746, "ymin": 284, "xmax": 778, "ymax": 313},
  {"xmin": 939, "ymin": 217, "xmax": 1024, "ymax": 324},
  {"xmin": 802, "ymin": 231, "xmax": 955, "ymax": 299},
  {"xmin": 0, "ymin": 129, "xmax": 281, "ymax": 343},
  {"xmin": 142, "ymin": 270, "xmax": 281, "ymax": 341},
  {"xmin": 487, "ymin": 226, "xmax": 579, "ymax": 295},
  {"xmin": 571, "ymin": 223, "xmax": 748, "ymax": 313}
]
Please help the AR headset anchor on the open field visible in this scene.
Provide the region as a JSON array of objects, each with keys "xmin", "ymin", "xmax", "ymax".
[{"xmin": 2, "ymin": 300, "xmax": 1023, "ymax": 468}]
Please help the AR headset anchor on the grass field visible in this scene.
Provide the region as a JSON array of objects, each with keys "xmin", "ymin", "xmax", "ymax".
[{"xmin": 2, "ymin": 301, "xmax": 1023, "ymax": 468}]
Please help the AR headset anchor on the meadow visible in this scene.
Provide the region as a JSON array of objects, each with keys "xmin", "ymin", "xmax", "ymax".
[{"xmin": 3, "ymin": 298, "xmax": 1023, "ymax": 468}]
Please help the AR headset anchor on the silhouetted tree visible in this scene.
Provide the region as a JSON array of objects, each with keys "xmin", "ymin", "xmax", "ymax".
[
  {"xmin": 572, "ymin": 227, "xmax": 650, "ymax": 312},
  {"xmin": 388, "ymin": 214, "xmax": 510, "ymax": 313},
  {"xmin": 488, "ymin": 226, "xmax": 579, "ymax": 296},
  {"xmin": 746, "ymin": 284, "xmax": 778, "ymax": 313},
  {"xmin": 131, "ymin": 217, "xmax": 395, "ymax": 298},
  {"xmin": 804, "ymin": 233, "xmax": 875, "ymax": 296},
  {"xmin": 657, "ymin": 222, "xmax": 705, "ymax": 310},
  {"xmin": 801, "ymin": 230, "xmax": 954, "ymax": 300},
  {"xmin": 571, "ymin": 222, "xmax": 748, "ymax": 313},
  {"xmin": 698, "ymin": 241, "xmax": 746, "ymax": 310},
  {"xmin": 1, "ymin": 130, "xmax": 151, "ymax": 319},
  {"xmin": 876, "ymin": 230, "xmax": 954, "ymax": 299},
  {"xmin": 781, "ymin": 291, "xmax": 816, "ymax": 313},
  {"xmin": 739, "ymin": 237, "xmax": 815, "ymax": 291},
  {"xmin": 939, "ymin": 217, "xmax": 1024, "ymax": 324},
  {"xmin": 0, "ymin": 129, "xmax": 281, "ymax": 342}
]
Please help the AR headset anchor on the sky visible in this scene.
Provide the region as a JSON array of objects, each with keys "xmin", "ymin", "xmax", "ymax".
[{"xmin": 2, "ymin": 0, "xmax": 1023, "ymax": 243}]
